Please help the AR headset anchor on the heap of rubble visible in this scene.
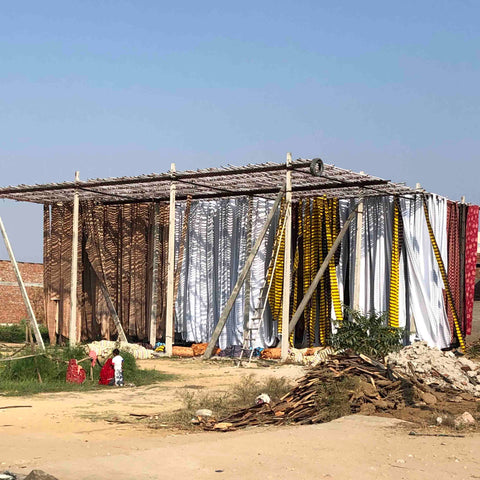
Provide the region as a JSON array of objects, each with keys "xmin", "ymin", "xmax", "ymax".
[{"xmin": 387, "ymin": 342, "xmax": 480, "ymax": 397}]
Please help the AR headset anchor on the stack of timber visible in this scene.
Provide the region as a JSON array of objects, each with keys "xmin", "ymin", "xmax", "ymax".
[{"xmin": 202, "ymin": 353, "xmax": 451, "ymax": 432}]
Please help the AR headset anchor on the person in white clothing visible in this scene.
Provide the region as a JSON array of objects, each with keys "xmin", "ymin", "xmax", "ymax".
[{"xmin": 111, "ymin": 348, "xmax": 124, "ymax": 386}]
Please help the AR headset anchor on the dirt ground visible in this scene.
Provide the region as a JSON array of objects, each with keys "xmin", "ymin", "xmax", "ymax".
[{"xmin": 1, "ymin": 357, "xmax": 480, "ymax": 480}]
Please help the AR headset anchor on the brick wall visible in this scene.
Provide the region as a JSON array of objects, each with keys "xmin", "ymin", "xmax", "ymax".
[{"xmin": 0, "ymin": 260, "xmax": 44, "ymax": 324}]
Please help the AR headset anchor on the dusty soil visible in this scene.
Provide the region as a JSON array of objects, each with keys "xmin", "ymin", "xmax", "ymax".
[{"xmin": 2, "ymin": 357, "xmax": 480, "ymax": 480}]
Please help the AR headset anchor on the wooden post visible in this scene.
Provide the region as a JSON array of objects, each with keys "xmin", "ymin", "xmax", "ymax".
[
  {"xmin": 69, "ymin": 171, "xmax": 80, "ymax": 346},
  {"xmin": 0, "ymin": 217, "xmax": 45, "ymax": 350},
  {"xmin": 149, "ymin": 202, "xmax": 161, "ymax": 347},
  {"xmin": 281, "ymin": 153, "xmax": 293, "ymax": 361},
  {"xmin": 352, "ymin": 198, "xmax": 364, "ymax": 311},
  {"xmin": 289, "ymin": 203, "xmax": 360, "ymax": 335},
  {"xmin": 165, "ymin": 163, "xmax": 176, "ymax": 356},
  {"xmin": 203, "ymin": 185, "xmax": 286, "ymax": 359}
]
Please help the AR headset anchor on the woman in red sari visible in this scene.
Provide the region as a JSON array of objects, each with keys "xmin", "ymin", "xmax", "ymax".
[{"xmin": 98, "ymin": 358, "xmax": 115, "ymax": 385}]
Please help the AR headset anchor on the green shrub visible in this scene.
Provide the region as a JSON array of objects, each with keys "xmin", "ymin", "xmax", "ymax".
[
  {"xmin": 0, "ymin": 346, "xmax": 174, "ymax": 395},
  {"xmin": 0, "ymin": 345, "xmax": 94, "ymax": 382},
  {"xmin": 0, "ymin": 320, "xmax": 49, "ymax": 344},
  {"xmin": 332, "ymin": 308, "xmax": 404, "ymax": 359}
]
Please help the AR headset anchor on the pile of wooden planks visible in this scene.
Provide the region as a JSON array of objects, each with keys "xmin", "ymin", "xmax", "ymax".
[{"xmin": 202, "ymin": 354, "xmax": 420, "ymax": 431}]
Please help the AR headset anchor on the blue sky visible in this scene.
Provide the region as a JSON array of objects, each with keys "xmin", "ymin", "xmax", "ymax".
[{"xmin": 0, "ymin": 0, "xmax": 479, "ymax": 262}]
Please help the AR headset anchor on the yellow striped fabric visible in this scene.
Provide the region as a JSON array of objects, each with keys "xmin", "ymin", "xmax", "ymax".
[
  {"xmin": 326, "ymin": 198, "xmax": 343, "ymax": 324},
  {"xmin": 388, "ymin": 198, "xmax": 400, "ymax": 328},
  {"xmin": 267, "ymin": 201, "xmax": 287, "ymax": 327},
  {"xmin": 290, "ymin": 200, "xmax": 303, "ymax": 346}
]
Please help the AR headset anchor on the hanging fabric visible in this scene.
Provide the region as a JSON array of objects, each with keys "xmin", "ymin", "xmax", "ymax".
[
  {"xmin": 422, "ymin": 195, "xmax": 465, "ymax": 350},
  {"xmin": 464, "ymin": 205, "xmax": 479, "ymax": 335},
  {"xmin": 250, "ymin": 198, "xmax": 279, "ymax": 347},
  {"xmin": 43, "ymin": 202, "xmax": 82, "ymax": 343},
  {"xmin": 286, "ymin": 196, "xmax": 341, "ymax": 347},
  {"xmin": 290, "ymin": 200, "xmax": 303, "ymax": 346},
  {"xmin": 334, "ymin": 200, "xmax": 355, "ymax": 322},
  {"xmin": 43, "ymin": 204, "xmax": 55, "ymax": 342},
  {"xmin": 80, "ymin": 202, "xmax": 169, "ymax": 341},
  {"xmin": 317, "ymin": 197, "xmax": 328, "ymax": 346},
  {"xmin": 267, "ymin": 200, "xmax": 287, "ymax": 328},
  {"xmin": 173, "ymin": 195, "xmax": 192, "ymax": 303},
  {"xmin": 175, "ymin": 197, "xmax": 276, "ymax": 349},
  {"xmin": 399, "ymin": 195, "xmax": 450, "ymax": 348},
  {"xmin": 458, "ymin": 203, "xmax": 468, "ymax": 332},
  {"xmin": 325, "ymin": 197, "xmax": 343, "ymax": 324},
  {"xmin": 446, "ymin": 201, "xmax": 461, "ymax": 339},
  {"xmin": 388, "ymin": 197, "xmax": 401, "ymax": 328},
  {"xmin": 344, "ymin": 197, "xmax": 393, "ymax": 316},
  {"xmin": 312, "ymin": 198, "xmax": 322, "ymax": 346}
]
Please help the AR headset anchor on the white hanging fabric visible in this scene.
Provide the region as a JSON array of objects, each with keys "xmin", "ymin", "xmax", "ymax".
[
  {"xmin": 174, "ymin": 197, "xmax": 276, "ymax": 349},
  {"xmin": 333, "ymin": 199, "xmax": 352, "ymax": 323},
  {"xmin": 336, "ymin": 197, "xmax": 394, "ymax": 316},
  {"xmin": 399, "ymin": 194, "xmax": 451, "ymax": 349},
  {"xmin": 355, "ymin": 197, "xmax": 394, "ymax": 314},
  {"xmin": 336, "ymin": 195, "xmax": 450, "ymax": 349},
  {"xmin": 248, "ymin": 198, "xmax": 279, "ymax": 348}
]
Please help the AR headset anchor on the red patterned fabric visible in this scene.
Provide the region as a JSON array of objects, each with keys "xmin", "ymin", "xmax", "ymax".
[
  {"xmin": 66, "ymin": 359, "xmax": 86, "ymax": 384},
  {"xmin": 464, "ymin": 205, "xmax": 479, "ymax": 335},
  {"xmin": 446, "ymin": 202, "xmax": 461, "ymax": 340}
]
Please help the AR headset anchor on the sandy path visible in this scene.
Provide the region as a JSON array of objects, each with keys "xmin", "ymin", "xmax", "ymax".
[
  {"xmin": 0, "ymin": 359, "xmax": 304, "ymax": 471},
  {"xmin": 1, "ymin": 359, "xmax": 480, "ymax": 480}
]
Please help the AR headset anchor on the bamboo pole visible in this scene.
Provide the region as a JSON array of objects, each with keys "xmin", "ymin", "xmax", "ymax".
[
  {"xmin": 149, "ymin": 202, "xmax": 161, "ymax": 347},
  {"xmin": 97, "ymin": 280, "xmax": 128, "ymax": 343},
  {"xmin": 165, "ymin": 163, "xmax": 176, "ymax": 356},
  {"xmin": 0, "ymin": 217, "xmax": 45, "ymax": 351},
  {"xmin": 203, "ymin": 185, "xmax": 286, "ymax": 359},
  {"xmin": 288, "ymin": 203, "xmax": 360, "ymax": 335},
  {"xmin": 69, "ymin": 171, "xmax": 80, "ymax": 346},
  {"xmin": 281, "ymin": 153, "xmax": 293, "ymax": 361}
]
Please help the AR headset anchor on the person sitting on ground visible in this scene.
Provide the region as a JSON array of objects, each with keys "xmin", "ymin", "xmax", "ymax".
[
  {"xmin": 111, "ymin": 348, "xmax": 124, "ymax": 387},
  {"xmin": 98, "ymin": 357, "xmax": 114, "ymax": 385}
]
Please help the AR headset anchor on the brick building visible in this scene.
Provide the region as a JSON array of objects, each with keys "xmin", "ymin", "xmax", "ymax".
[{"xmin": 0, "ymin": 260, "xmax": 44, "ymax": 324}]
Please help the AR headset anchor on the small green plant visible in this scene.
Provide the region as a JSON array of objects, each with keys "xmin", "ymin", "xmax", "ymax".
[
  {"xmin": 465, "ymin": 340, "xmax": 480, "ymax": 359},
  {"xmin": 331, "ymin": 308, "xmax": 404, "ymax": 359}
]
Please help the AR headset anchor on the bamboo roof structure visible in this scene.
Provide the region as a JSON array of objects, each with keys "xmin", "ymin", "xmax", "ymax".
[{"xmin": 0, "ymin": 158, "xmax": 417, "ymax": 204}]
